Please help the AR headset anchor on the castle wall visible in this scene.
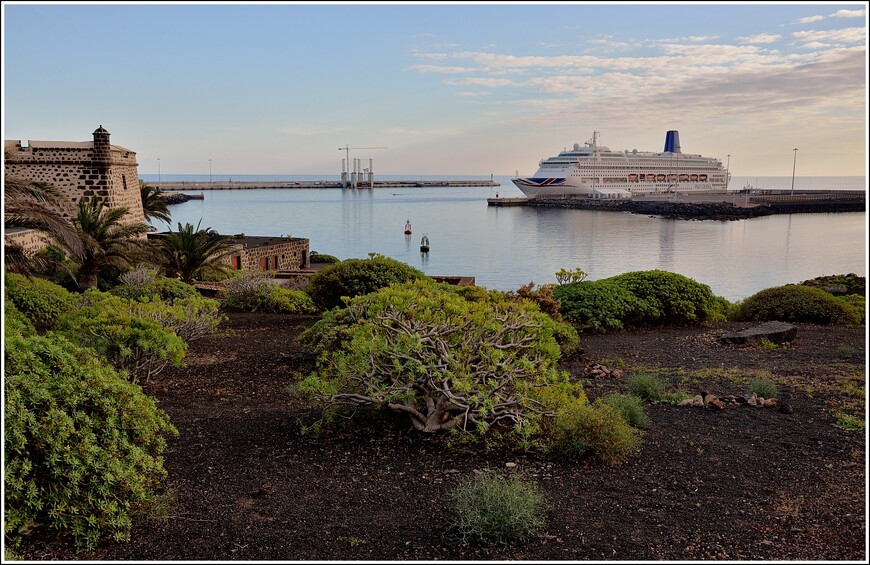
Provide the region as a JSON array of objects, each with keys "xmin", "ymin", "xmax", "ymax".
[
  {"xmin": 4, "ymin": 127, "xmax": 146, "ymax": 227},
  {"xmin": 225, "ymin": 238, "xmax": 310, "ymax": 271}
]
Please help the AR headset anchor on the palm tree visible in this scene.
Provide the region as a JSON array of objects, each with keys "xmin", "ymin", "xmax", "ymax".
[
  {"xmin": 156, "ymin": 220, "xmax": 234, "ymax": 283},
  {"xmin": 74, "ymin": 196, "xmax": 150, "ymax": 289},
  {"xmin": 4, "ymin": 177, "xmax": 83, "ymax": 275},
  {"xmin": 139, "ymin": 180, "xmax": 172, "ymax": 228}
]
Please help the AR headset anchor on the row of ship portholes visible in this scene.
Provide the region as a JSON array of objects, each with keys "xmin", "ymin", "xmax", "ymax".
[{"xmin": 593, "ymin": 173, "xmax": 709, "ymax": 183}]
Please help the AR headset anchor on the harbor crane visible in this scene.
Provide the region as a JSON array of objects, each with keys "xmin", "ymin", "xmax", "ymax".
[
  {"xmin": 338, "ymin": 145, "xmax": 387, "ymax": 188},
  {"xmin": 339, "ymin": 145, "xmax": 387, "ymax": 166}
]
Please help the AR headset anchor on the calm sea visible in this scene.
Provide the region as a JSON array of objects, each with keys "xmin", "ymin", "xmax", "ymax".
[{"xmin": 140, "ymin": 174, "xmax": 867, "ymax": 302}]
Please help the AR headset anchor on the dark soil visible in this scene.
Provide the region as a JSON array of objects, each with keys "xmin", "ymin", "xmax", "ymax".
[{"xmin": 19, "ymin": 313, "xmax": 867, "ymax": 561}]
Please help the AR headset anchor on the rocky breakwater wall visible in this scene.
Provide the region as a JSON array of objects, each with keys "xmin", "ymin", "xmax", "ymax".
[{"xmin": 524, "ymin": 197, "xmax": 865, "ymax": 221}]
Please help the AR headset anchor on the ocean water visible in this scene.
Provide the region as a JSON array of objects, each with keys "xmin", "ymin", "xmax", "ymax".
[{"xmin": 140, "ymin": 174, "xmax": 867, "ymax": 302}]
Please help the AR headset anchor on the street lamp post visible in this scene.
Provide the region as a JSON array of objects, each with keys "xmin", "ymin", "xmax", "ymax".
[
  {"xmin": 157, "ymin": 157, "xmax": 161, "ymax": 186},
  {"xmin": 790, "ymin": 148, "xmax": 798, "ymax": 195},
  {"xmin": 209, "ymin": 159, "xmax": 212, "ymax": 183}
]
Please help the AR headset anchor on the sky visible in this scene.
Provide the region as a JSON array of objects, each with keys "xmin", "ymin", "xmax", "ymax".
[{"xmin": 2, "ymin": 1, "xmax": 867, "ymax": 178}]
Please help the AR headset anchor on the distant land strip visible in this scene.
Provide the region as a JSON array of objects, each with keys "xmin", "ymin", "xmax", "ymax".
[
  {"xmin": 510, "ymin": 195, "xmax": 866, "ymax": 221},
  {"xmin": 155, "ymin": 179, "xmax": 499, "ymax": 191}
]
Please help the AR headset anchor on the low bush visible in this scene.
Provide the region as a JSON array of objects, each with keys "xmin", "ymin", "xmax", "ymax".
[
  {"xmin": 747, "ymin": 378, "xmax": 778, "ymax": 399},
  {"xmin": 553, "ymin": 279, "xmax": 645, "ymax": 331},
  {"xmin": 4, "ymin": 332, "xmax": 177, "ymax": 550},
  {"xmin": 737, "ymin": 284, "xmax": 860, "ymax": 325},
  {"xmin": 110, "ymin": 274, "xmax": 199, "ymax": 302},
  {"xmin": 4, "ymin": 299, "xmax": 36, "ymax": 337},
  {"xmin": 304, "ymin": 253, "xmax": 425, "ymax": 310},
  {"xmin": 309, "ymin": 251, "xmax": 340, "ymax": 264},
  {"xmin": 4, "ymin": 272, "xmax": 74, "ymax": 331},
  {"xmin": 55, "ymin": 290, "xmax": 188, "ymax": 384},
  {"xmin": 220, "ymin": 273, "xmax": 317, "ymax": 314},
  {"xmin": 838, "ymin": 294, "xmax": 865, "ymax": 324},
  {"xmin": 626, "ymin": 374, "xmax": 667, "ymax": 403},
  {"xmin": 609, "ymin": 270, "xmax": 721, "ymax": 326},
  {"xmin": 598, "ymin": 393, "xmax": 651, "ymax": 429},
  {"xmin": 449, "ymin": 469, "xmax": 547, "ymax": 546},
  {"xmin": 800, "ymin": 273, "xmax": 865, "ymax": 296},
  {"xmin": 548, "ymin": 402, "xmax": 640, "ymax": 465}
]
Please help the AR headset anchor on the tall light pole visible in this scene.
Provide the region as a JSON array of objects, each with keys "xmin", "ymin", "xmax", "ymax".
[
  {"xmin": 790, "ymin": 148, "xmax": 798, "ymax": 195},
  {"xmin": 725, "ymin": 154, "xmax": 730, "ymax": 191},
  {"xmin": 209, "ymin": 159, "xmax": 212, "ymax": 183},
  {"xmin": 157, "ymin": 157, "xmax": 161, "ymax": 186}
]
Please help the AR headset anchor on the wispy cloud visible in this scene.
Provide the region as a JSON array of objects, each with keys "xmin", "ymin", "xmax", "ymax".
[
  {"xmin": 382, "ymin": 127, "xmax": 463, "ymax": 136},
  {"xmin": 457, "ymin": 91, "xmax": 490, "ymax": 97},
  {"xmin": 409, "ymin": 64, "xmax": 476, "ymax": 74},
  {"xmin": 793, "ymin": 27, "xmax": 867, "ymax": 46},
  {"xmin": 794, "ymin": 8, "xmax": 865, "ymax": 24},
  {"xmin": 738, "ymin": 33, "xmax": 782, "ymax": 45}
]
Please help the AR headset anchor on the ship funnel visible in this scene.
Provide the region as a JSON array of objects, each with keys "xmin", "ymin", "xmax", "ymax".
[{"xmin": 664, "ymin": 130, "xmax": 681, "ymax": 153}]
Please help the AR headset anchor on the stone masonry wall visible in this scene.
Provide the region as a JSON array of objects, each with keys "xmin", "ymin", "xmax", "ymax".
[
  {"xmin": 224, "ymin": 239, "xmax": 310, "ymax": 272},
  {"xmin": 4, "ymin": 131, "xmax": 146, "ymax": 227}
]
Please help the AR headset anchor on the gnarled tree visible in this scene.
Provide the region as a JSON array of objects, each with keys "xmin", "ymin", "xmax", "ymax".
[{"xmin": 298, "ymin": 280, "xmax": 583, "ymax": 439}]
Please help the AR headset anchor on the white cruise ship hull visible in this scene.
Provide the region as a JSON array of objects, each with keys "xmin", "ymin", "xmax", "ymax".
[{"xmin": 512, "ymin": 130, "xmax": 729, "ymax": 199}]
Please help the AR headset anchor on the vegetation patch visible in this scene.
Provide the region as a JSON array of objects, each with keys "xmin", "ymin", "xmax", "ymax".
[{"xmin": 737, "ymin": 284, "xmax": 860, "ymax": 325}]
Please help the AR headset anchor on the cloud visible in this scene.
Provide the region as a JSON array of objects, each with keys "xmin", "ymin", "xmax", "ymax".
[
  {"xmin": 444, "ymin": 77, "xmax": 515, "ymax": 87},
  {"xmin": 796, "ymin": 15, "xmax": 826, "ymax": 24},
  {"xmin": 457, "ymin": 91, "xmax": 490, "ymax": 97},
  {"xmin": 381, "ymin": 127, "xmax": 463, "ymax": 137},
  {"xmin": 793, "ymin": 27, "xmax": 866, "ymax": 46},
  {"xmin": 410, "ymin": 64, "xmax": 476, "ymax": 74},
  {"xmin": 738, "ymin": 33, "xmax": 782, "ymax": 45},
  {"xmin": 830, "ymin": 9, "xmax": 865, "ymax": 18}
]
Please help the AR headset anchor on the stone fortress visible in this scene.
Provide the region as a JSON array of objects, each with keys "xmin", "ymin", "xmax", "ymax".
[{"xmin": 5, "ymin": 126, "xmax": 310, "ymax": 272}]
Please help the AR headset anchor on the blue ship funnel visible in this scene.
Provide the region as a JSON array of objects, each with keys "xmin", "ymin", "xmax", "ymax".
[{"xmin": 664, "ymin": 130, "xmax": 681, "ymax": 153}]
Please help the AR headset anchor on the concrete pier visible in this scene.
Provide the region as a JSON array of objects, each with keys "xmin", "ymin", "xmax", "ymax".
[{"xmin": 155, "ymin": 179, "xmax": 499, "ymax": 191}]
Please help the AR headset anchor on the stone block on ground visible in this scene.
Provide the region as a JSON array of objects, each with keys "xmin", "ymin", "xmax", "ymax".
[{"xmin": 718, "ymin": 321, "xmax": 798, "ymax": 345}]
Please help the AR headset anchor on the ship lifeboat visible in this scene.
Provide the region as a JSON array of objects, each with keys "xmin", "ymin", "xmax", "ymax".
[
  {"xmin": 699, "ymin": 174, "xmax": 708, "ymax": 181},
  {"xmin": 404, "ymin": 219, "xmax": 412, "ymax": 235},
  {"xmin": 628, "ymin": 173, "xmax": 638, "ymax": 182},
  {"xmin": 690, "ymin": 174, "xmax": 699, "ymax": 181},
  {"xmin": 679, "ymin": 174, "xmax": 689, "ymax": 182},
  {"xmin": 656, "ymin": 174, "xmax": 666, "ymax": 181},
  {"xmin": 667, "ymin": 174, "xmax": 677, "ymax": 182}
]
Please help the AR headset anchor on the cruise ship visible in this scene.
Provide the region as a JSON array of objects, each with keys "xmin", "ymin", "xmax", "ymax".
[{"xmin": 512, "ymin": 130, "xmax": 730, "ymax": 199}]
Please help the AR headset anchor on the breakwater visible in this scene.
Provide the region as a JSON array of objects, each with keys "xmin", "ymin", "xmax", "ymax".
[
  {"xmin": 155, "ymin": 179, "xmax": 499, "ymax": 191},
  {"xmin": 489, "ymin": 192, "xmax": 865, "ymax": 221}
]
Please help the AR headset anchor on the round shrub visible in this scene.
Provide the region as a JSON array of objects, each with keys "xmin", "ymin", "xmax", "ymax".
[
  {"xmin": 4, "ymin": 300, "xmax": 36, "ymax": 337},
  {"xmin": 449, "ymin": 469, "xmax": 547, "ymax": 546},
  {"xmin": 4, "ymin": 331, "xmax": 178, "ymax": 550},
  {"xmin": 4, "ymin": 272, "xmax": 74, "ymax": 331},
  {"xmin": 220, "ymin": 274, "xmax": 317, "ymax": 314},
  {"xmin": 598, "ymin": 393, "xmax": 651, "ymax": 429},
  {"xmin": 609, "ymin": 270, "xmax": 720, "ymax": 326},
  {"xmin": 304, "ymin": 254, "xmax": 425, "ymax": 310},
  {"xmin": 737, "ymin": 284, "xmax": 860, "ymax": 325},
  {"xmin": 553, "ymin": 279, "xmax": 646, "ymax": 331},
  {"xmin": 747, "ymin": 378, "xmax": 778, "ymax": 399},
  {"xmin": 309, "ymin": 251, "xmax": 340, "ymax": 264},
  {"xmin": 625, "ymin": 374, "xmax": 666, "ymax": 403},
  {"xmin": 110, "ymin": 276, "xmax": 199, "ymax": 302},
  {"xmin": 838, "ymin": 294, "xmax": 865, "ymax": 324},
  {"xmin": 548, "ymin": 402, "xmax": 640, "ymax": 465}
]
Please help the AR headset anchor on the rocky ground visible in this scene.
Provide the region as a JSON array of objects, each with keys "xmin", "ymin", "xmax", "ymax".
[{"xmin": 17, "ymin": 313, "xmax": 867, "ymax": 561}]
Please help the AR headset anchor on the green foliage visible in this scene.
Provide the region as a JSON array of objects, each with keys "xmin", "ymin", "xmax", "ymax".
[
  {"xmin": 737, "ymin": 284, "xmax": 860, "ymax": 325},
  {"xmin": 553, "ymin": 279, "xmax": 646, "ymax": 331},
  {"xmin": 110, "ymin": 274, "xmax": 199, "ymax": 302},
  {"xmin": 219, "ymin": 273, "xmax": 317, "ymax": 314},
  {"xmin": 298, "ymin": 307, "xmax": 355, "ymax": 357},
  {"xmin": 547, "ymin": 402, "xmax": 640, "ymax": 465},
  {"xmin": 304, "ymin": 253, "xmax": 426, "ymax": 310},
  {"xmin": 626, "ymin": 374, "xmax": 667, "ymax": 403},
  {"xmin": 55, "ymin": 290, "xmax": 188, "ymax": 384},
  {"xmin": 297, "ymin": 279, "xmax": 579, "ymax": 441},
  {"xmin": 833, "ymin": 412, "xmax": 865, "ymax": 431},
  {"xmin": 4, "ymin": 272, "xmax": 74, "ymax": 331},
  {"xmin": 449, "ymin": 469, "xmax": 547, "ymax": 546},
  {"xmin": 507, "ymin": 282, "xmax": 564, "ymax": 322},
  {"xmin": 598, "ymin": 393, "xmax": 651, "ymax": 429},
  {"xmin": 747, "ymin": 378, "xmax": 778, "ymax": 399},
  {"xmin": 555, "ymin": 267, "xmax": 588, "ymax": 285},
  {"xmin": 4, "ymin": 299, "xmax": 36, "ymax": 337},
  {"xmin": 838, "ymin": 294, "xmax": 865, "ymax": 324},
  {"xmin": 609, "ymin": 270, "xmax": 720, "ymax": 326},
  {"xmin": 554, "ymin": 270, "xmax": 725, "ymax": 330},
  {"xmin": 800, "ymin": 273, "xmax": 865, "ymax": 296},
  {"xmin": 154, "ymin": 220, "xmax": 234, "ymax": 283},
  {"xmin": 309, "ymin": 251, "xmax": 340, "ymax": 264},
  {"xmin": 4, "ymin": 331, "xmax": 177, "ymax": 550}
]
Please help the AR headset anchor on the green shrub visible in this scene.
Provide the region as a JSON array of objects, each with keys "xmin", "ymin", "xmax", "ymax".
[
  {"xmin": 449, "ymin": 469, "xmax": 547, "ymax": 546},
  {"xmin": 598, "ymin": 393, "xmax": 651, "ymax": 429},
  {"xmin": 737, "ymin": 284, "xmax": 860, "ymax": 325},
  {"xmin": 747, "ymin": 378, "xmax": 778, "ymax": 399},
  {"xmin": 548, "ymin": 402, "xmax": 640, "ymax": 465},
  {"xmin": 297, "ymin": 279, "xmax": 581, "ymax": 442},
  {"xmin": 4, "ymin": 299, "xmax": 36, "ymax": 337},
  {"xmin": 4, "ymin": 332, "xmax": 177, "ymax": 550},
  {"xmin": 4, "ymin": 272, "xmax": 74, "ymax": 331},
  {"xmin": 110, "ymin": 275, "xmax": 199, "ymax": 302},
  {"xmin": 220, "ymin": 273, "xmax": 317, "ymax": 314},
  {"xmin": 309, "ymin": 251, "xmax": 340, "ymax": 264},
  {"xmin": 834, "ymin": 412, "xmax": 865, "ymax": 431},
  {"xmin": 626, "ymin": 374, "xmax": 667, "ymax": 403},
  {"xmin": 55, "ymin": 290, "xmax": 187, "ymax": 384},
  {"xmin": 838, "ymin": 294, "xmax": 865, "ymax": 324},
  {"xmin": 304, "ymin": 253, "xmax": 426, "ymax": 310},
  {"xmin": 553, "ymin": 279, "xmax": 646, "ymax": 331},
  {"xmin": 801, "ymin": 273, "xmax": 865, "ymax": 296},
  {"xmin": 609, "ymin": 270, "xmax": 720, "ymax": 326}
]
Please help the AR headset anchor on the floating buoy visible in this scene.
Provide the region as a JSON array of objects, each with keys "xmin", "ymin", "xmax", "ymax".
[
  {"xmin": 420, "ymin": 234, "xmax": 430, "ymax": 252},
  {"xmin": 404, "ymin": 219, "xmax": 412, "ymax": 235}
]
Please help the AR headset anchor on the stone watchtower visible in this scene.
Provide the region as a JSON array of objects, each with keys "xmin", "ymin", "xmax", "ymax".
[{"xmin": 4, "ymin": 126, "xmax": 146, "ymax": 227}]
